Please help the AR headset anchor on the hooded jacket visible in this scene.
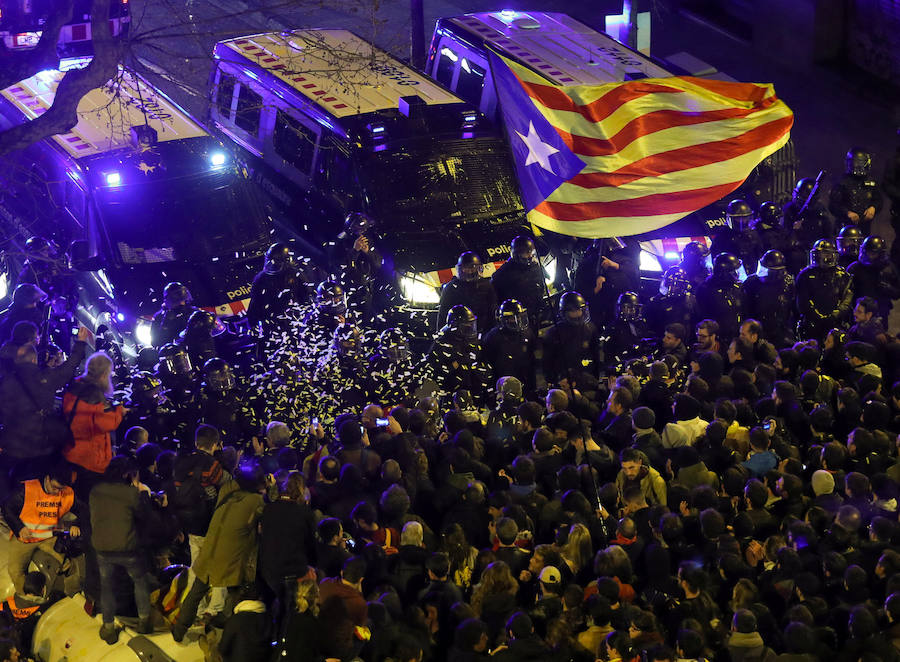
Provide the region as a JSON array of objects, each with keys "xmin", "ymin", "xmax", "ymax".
[
  {"xmin": 62, "ymin": 378, "xmax": 124, "ymax": 475},
  {"xmin": 727, "ymin": 631, "xmax": 775, "ymax": 662},
  {"xmin": 615, "ymin": 458, "xmax": 667, "ymax": 506}
]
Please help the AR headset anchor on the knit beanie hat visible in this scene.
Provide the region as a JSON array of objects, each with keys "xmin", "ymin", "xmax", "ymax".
[
  {"xmin": 632, "ymin": 406, "xmax": 655, "ymax": 430},
  {"xmin": 673, "ymin": 394, "xmax": 701, "ymax": 421},
  {"xmin": 812, "ymin": 470, "xmax": 835, "ymax": 496}
]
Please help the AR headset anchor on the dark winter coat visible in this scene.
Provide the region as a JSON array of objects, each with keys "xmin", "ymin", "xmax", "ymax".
[{"xmin": 218, "ymin": 600, "xmax": 271, "ymax": 662}]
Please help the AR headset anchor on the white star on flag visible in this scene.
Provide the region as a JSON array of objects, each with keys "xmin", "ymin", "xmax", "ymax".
[{"xmin": 515, "ymin": 121, "xmax": 559, "ymax": 174}]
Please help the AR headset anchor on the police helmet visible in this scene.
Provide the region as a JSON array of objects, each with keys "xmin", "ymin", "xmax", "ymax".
[
  {"xmin": 378, "ymin": 327, "xmax": 410, "ymax": 363},
  {"xmin": 754, "ymin": 201, "xmax": 780, "ymax": 228},
  {"xmin": 809, "ymin": 239, "xmax": 838, "ymax": 268},
  {"xmin": 559, "ymin": 291, "xmax": 589, "ymax": 325},
  {"xmin": 616, "ymin": 291, "xmax": 642, "ymax": 322},
  {"xmin": 456, "ymin": 252, "xmax": 483, "ymax": 282},
  {"xmin": 681, "ymin": 241, "xmax": 710, "ymax": 264},
  {"xmin": 497, "ymin": 298, "xmax": 528, "ymax": 332},
  {"xmin": 316, "ymin": 280, "xmax": 347, "ymax": 317},
  {"xmin": 510, "ymin": 236, "xmax": 536, "ymax": 265},
  {"xmin": 184, "ymin": 310, "xmax": 217, "ymax": 338},
  {"xmin": 203, "ymin": 357, "xmax": 235, "ymax": 393},
  {"xmin": 162, "ymin": 282, "xmax": 191, "ymax": 308},
  {"xmin": 726, "ymin": 199, "xmax": 753, "ymax": 230},
  {"xmin": 659, "ymin": 266, "xmax": 690, "ymax": 296},
  {"xmin": 756, "ymin": 250, "xmax": 786, "ymax": 280},
  {"xmin": 344, "ymin": 212, "xmax": 376, "ymax": 237},
  {"xmin": 845, "ymin": 147, "xmax": 871, "ymax": 177},
  {"xmin": 263, "ymin": 242, "xmax": 293, "ymax": 275},
  {"xmin": 446, "ymin": 304, "xmax": 478, "ymax": 339},
  {"xmin": 11, "ymin": 282, "xmax": 47, "ymax": 307},
  {"xmin": 713, "ymin": 253, "xmax": 742, "ymax": 281},
  {"xmin": 332, "ymin": 323, "xmax": 361, "ymax": 355},
  {"xmin": 859, "ymin": 235, "xmax": 887, "ymax": 266},
  {"xmin": 836, "ymin": 225, "xmax": 863, "ymax": 257},
  {"xmin": 792, "ymin": 178, "xmax": 816, "ymax": 205},
  {"xmin": 24, "ymin": 236, "xmax": 53, "ymax": 257},
  {"xmin": 131, "ymin": 371, "xmax": 163, "ymax": 403},
  {"xmin": 158, "ymin": 343, "xmax": 192, "ymax": 376}
]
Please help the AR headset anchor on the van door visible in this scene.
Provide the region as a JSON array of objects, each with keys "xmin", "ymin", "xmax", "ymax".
[
  {"xmin": 266, "ymin": 107, "xmax": 320, "ymax": 190},
  {"xmin": 210, "ymin": 66, "xmax": 266, "ymax": 158}
]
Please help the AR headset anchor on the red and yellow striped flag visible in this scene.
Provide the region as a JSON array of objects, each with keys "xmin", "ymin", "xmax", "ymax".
[{"xmin": 490, "ymin": 52, "xmax": 794, "ymax": 238}]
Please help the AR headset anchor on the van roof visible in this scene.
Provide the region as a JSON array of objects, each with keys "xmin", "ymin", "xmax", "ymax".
[
  {"xmin": 215, "ymin": 29, "xmax": 463, "ymax": 119},
  {"xmin": 1, "ymin": 64, "xmax": 207, "ymax": 159},
  {"xmin": 437, "ymin": 11, "xmax": 671, "ymax": 85}
]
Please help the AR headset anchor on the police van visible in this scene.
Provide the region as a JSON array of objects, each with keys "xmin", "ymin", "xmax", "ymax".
[
  {"xmin": 0, "ymin": 59, "xmax": 272, "ymax": 355},
  {"xmin": 425, "ymin": 11, "xmax": 798, "ymax": 277},
  {"xmin": 208, "ymin": 29, "xmax": 527, "ymax": 308}
]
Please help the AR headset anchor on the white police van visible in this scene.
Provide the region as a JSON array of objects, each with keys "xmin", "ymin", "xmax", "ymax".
[{"xmin": 208, "ymin": 29, "xmax": 529, "ymax": 308}]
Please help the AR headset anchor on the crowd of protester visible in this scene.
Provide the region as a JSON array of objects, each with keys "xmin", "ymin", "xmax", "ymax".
[{"xmin": 0, "ymin": 148, "xmax": 898, "ymax": 662}]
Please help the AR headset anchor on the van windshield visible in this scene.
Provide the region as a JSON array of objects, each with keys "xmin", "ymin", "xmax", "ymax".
[
  {"xmin": 358, "ymin": 136, "xmax": 523, "ymax": 228},
  {"xmin": 95, "ymin": 172, "xmax": 269, "ymax": 265}
]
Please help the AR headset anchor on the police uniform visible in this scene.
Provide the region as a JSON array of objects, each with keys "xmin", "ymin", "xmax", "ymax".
[
  {"xmin": 246, "ymin": 268, "xmax": 312, "ymax": 330},
  {"xmin": 149, "ymin": 304, "xmax": 198, "ymax": 348},
  {"xmin": 795, "ymin": 265, "xmax": 853, "ymax": 340},
  {"xmin": 645, "ymin": 292, "xmax": 697, "ymax": 337},
  {"xmin": 428, "ymin": 327, "xmax": 489, "ymax": 396},
  {"xmin": 847, "ymin": 259, "xmax": 900, "ymax": 322},
  {"xmin": 481, "ymin": 325, "xmax": 536, "ymax": 393},
  {"xmin": 743, "ymin": 273, "xmax": 795, "ymax": 347},
  {"xmin": 542, "ymin": 319, "xmax": 602, "ymax": 383},
  {"xmin": 829, "ymin": 175, "xmax": 882, "ymax": 236},
  {"xmin": 696, "ymin": 275, "xmax": 744, "ymax": 342},
  {"xmin": 491, "ymin": 260, "xmax": 545, "ymax": 325},
  {"xmin": 437, "ymin": 277, "xmax": 497, "ymax": 334}
]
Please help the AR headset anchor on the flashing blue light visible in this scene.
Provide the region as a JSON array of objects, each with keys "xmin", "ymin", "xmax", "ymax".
[
  {"xmin": 664, "ymin": 251, "xmax": 680, "ymax": 260},
  {"xmin": 209, "ymin": 151, "xmax": 227, "ymax": 167},
  {"xmin": 463, "ymin": 113, "xmax": 477, "ymax": 123},
  {"xmin": 500, "ymin": 10, "xmax": 518, "ymax": 18},
  {"xmin": 105, "ymin": 172, "xmax": 121, "ymax": 186},
  {"xmin": 116, "ymin": 312, "xmax": 126, "ymax": 322}
]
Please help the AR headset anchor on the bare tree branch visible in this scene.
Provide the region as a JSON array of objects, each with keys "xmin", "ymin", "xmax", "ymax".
[
  {"xmin": 0, "ymin": 0, "xmax": 122, "ymax": 155},
  {"xmin": 0, "ymin": 0, "xmax": 75, "ymax": 91}
]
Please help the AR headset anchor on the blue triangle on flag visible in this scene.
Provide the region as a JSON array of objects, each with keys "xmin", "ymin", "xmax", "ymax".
[{"xmin": 488, "ymin": 51, "xmax": 586, "ymax": 212}]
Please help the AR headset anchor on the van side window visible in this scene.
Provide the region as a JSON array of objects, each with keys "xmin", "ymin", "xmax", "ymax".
[
  {"xmin": 65, "ymin": 180, "xmax": 85, "ymax": 220},
  {"xmin": 456, "ymin": 59, "xmax": 486, "ymax": 106},
  {"xmin": 216, "ymin": 72, "xmax": 237, "ymax": 119},
  {"xmin": 435, "ymin": 46, "xmax": 457, "ymax": 87},
  {"xmin": 273, "ymin": 110, "xmax": 317, "ymax": 174},
  {"xmin": 234, "ymin": 84, "xmax": 263, "ymax": 136}
]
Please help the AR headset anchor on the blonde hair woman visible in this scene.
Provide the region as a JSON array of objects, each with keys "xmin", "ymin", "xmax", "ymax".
[
  {"xmin": 470, "ymin": 561, "xmax": 519, "ymax": 644},
  {"xmin": 63, "ymin": 351, "xmax": 125, "ymax": 494},
  {"xmin": 560, "ymin": 523, "xmax": 593, "ymax": 583},
  {"xmin": 279, "ymin": 579, "xmax": 320, "ymax": 658}
]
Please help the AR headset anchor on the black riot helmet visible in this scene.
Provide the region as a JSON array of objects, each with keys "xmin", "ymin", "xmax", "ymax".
[
  {"xmin": 713, "ymin": 253, "xmax": 743, "ymax": 281},
  {"xmin": 456, "ymin": 252, "xmax": 483, "ymax": 282},
  {"xmin": 756, "ymin": 250, "xmax": 786, "ymax": 281},
  {"xmin": 263, "ymin": 242, "xmax": 293, "ymax": 275},
  {"xmin": 131, "ymin": 371, "xmax": 164, "ymax": 405},
  {"xmin": 162, "ymin": 282, "xmax": 191, "ymax": 309},
  {"xmin": 681, "ymin": 241, "xmax": 710, "ymax": 267},
  {"xmin": 792, "ymin": 178, "xmax": 816, "ymax": 205},
  {"xmin": 184, "ymin": 310, "xmax": 218, "ymax": 339},
  {"xmin": 203, "ymin": 357, "xmax": 235, "ymax": 393},
  {"xmin": 726, "ymin": 199, "xmax": 753, "ymax": 231},
  {"xmin": 754, "ymin": 201, "xmax": 780, "ymax": 228},
  {"xmin": 859, "ymin": 235, "xmax": 887, "ymax": 266},
  {"xmin": 446, "ymin": 304, "xmax": 478, "ymax": 339},
  {"xmin": 497, "ymin": 298, "xmax": 528, "ymax": 332},
  {"xmin": 559, "ymin": 291, "xmax": 589, "ymax": 325},
  {"xmin": 24, "ymin": 235, "xmax": 54, "ymax": 257},
  {"xmin": 332, "ymin": 323, "xmax": 361, "ymax": 356},
  {"xmin": 316, "ymin": 280, "xmax": 347, "ymax": 317},
  {"xmin": 344, "ymin": 212, "xmax": 376, "ymax": 237},
  {"xmin": 836, "ymin": 225, "xmax": 863, "ymax": 258},
  {"xmin": 659, "ymin": 266, "xmax": 690, "ymax": 296},
  {"xmin": 845, "ymin": 147, "xmax": 871, "ymax": 177},
  {"xmin": 809, "ymin": 239, "xmax": 838, "ymax": 268},
  {"xmin": 510, "ymin": 236, "xmax": 536, "ymax": 265},
  {"xmin": 11, "ymin": 282, "xmax": 47, "ymax": 307},
  {"xmin": 378, "ymin": 327, "xmax": 410, "ymax": 363},
  {"xmin": 158, "ymin": 343, "xmax": 192, "ymax": 376},
  {"xmin": 616, "ymin": 291, "xmax": 642, "ymax": 322}
]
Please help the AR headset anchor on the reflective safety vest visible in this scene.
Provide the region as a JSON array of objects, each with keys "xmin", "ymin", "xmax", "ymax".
[
  {"xmin": 0, "ymin": 596, "xmax": 40, "ymax": 620},
  {"xmin": 18, "ymin": 479, "xmax": 74, "ymax": 544}
]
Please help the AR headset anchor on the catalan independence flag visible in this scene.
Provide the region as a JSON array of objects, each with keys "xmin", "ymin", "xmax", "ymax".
[{"xmin": 489, "ymin": 51, "xmax": 794, "ymax": 238}]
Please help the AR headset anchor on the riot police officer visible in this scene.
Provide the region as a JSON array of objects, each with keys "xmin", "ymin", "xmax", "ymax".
[
  {"xmin": 710, "ymin": 199, "xmax": 763, "ymax": 274},
  {"xmin": 573, "ymin": 238, "xmax": 639, "ymax": 326},
  {"xmin": 338, "ymin": 212, "xmax": 391, "ymax": 319},
  {"xmin": 542, "ymin": 291, "xmax": 602, "ymax": 383},
  {"xmin": 481, "ymin": 299, "xmax": 536, "ymax": 392},
  {"xmin": 428, "ymin": 305, "xmax": 489, "ymax": 396},
  {"xmin": 303, "ymin": 280, "xmax": 348, "ymax": 337},
  {"xmin": 178, "ymin": 310, "xmax": 219, "ymax": 369},
  {"xmin": 696, "ymin": 253, "xmax": 745, "ymax": 341},
  {"xmin": 847, "ymin": 235, "xmax": 900, "ymax": 322},
  {"xmin": 678, "ymin": 241, "xmax": 711, "ymax": 291},
  {"xmin": 784, "ymin": 177, "xmax": 834, "ymax": 274},
  {"xmin": 149, "ymin": 282, "xmax": 198, "ymax": 348},
  {"xmin": 437, "ymin": 252, "xmax": 497, "ymax": 334},
  {"xmin": 317, "ymin": 323, "xmax": 372, "ymax": 408},
  {"xmin": 742, "ymin": 250, "xmax": 795, "ymax": 347},
  {"xmin": 795, "ymin": 239, "xmax": 853, "ymax": 340},
  {"xmin": 122, "ymin": 372, "xmax": 172, "ymax": 446},
  {"xmin": 368, "ymin": 328, "xmax": 418, "ymax": 403},
  {"xmin": 645, "ymin": 266, "xmax": 697, "ymax": 337},
  {"xmin": 829, "ymin": 147, "xmax": 882, "ymax": 236},
  {"xmin": 198, "ymin": 357, "xmax": 257, "ymax": 446},
  {"xmin": 751, "ymin": 201, "xmax": 788, "ymax": 255},
  {"xmin": 836, "ymin": 225, "xmax": 863, "ymax": 270},
  {"xmin": 604, "ymin": 291, "xmax": 651, "ymax": 366},
  {"xmin": 491, "ymin": 236, "xmax": 546, "ymax": 327},
  {"xmin": 246, "ymin": 242, "xmax": 313, "ymax": 332},
  {"xmin": 155, "ymin": 344, "xmax": 197, "ymax": 439}
]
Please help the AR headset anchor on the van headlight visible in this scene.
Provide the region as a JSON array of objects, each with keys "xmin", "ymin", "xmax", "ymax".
[
  {"xmin": 400, "ymin": 275, "xmax": 440, "ymax": 304},
  {"xmin": 135, "ymin": 320, "xmax": 153, "ymax": 347},
  {"xmin": 639, "ymin": 250, "xmax": 663, "ymax": 272}
]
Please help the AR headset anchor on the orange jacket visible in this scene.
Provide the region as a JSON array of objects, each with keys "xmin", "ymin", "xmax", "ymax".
[
  {"xmin": 17, "ymin": 479, "xmax": 75, "ymax": 543},
  {"xmin": 62, "ymin": 391, "xmax": 124, "ymax": 474}
]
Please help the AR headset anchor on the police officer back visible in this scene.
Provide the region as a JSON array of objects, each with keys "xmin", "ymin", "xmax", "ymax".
[
  {"xmin": 150, "ymin": 282, "xmax": 198, "ymax": 348},
  {"xmin": 437, "ymin": 252, "xmax": 497, "ymax": 334},
  {"xmin": 491, "ymin": 236, "xmax": 546, "ymax": 327},
  {"xmin": 695, "ymin": 253, "xmax": 745, "ymax": 342},
  {"xmin": 742, "ymin": 250, "xmax": 795, "ymax": 348}
]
